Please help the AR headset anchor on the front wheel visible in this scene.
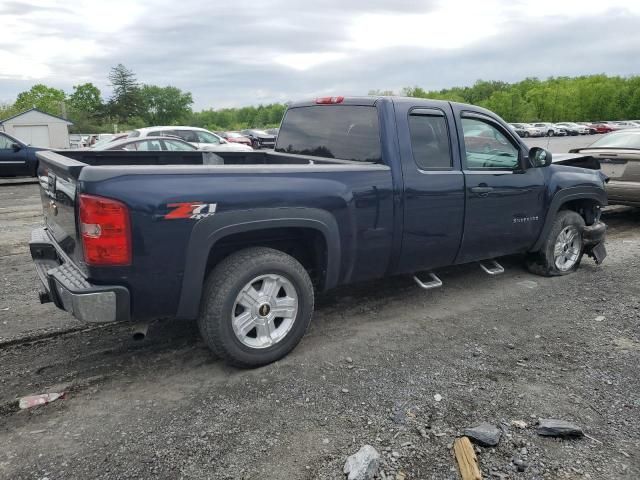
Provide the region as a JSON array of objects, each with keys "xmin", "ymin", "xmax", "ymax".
[
  {"xmin": 198, "ymin": 247, "xmax": 314, "ymax": 368},
  {"xmin": 526, "ymin": 210, "xmax": 585, "ymax": 276}
]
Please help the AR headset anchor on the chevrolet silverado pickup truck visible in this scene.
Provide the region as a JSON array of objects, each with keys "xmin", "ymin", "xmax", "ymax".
[{"xmin": 30, "ymin": 96, "xmax": 608, "ymax": 367}]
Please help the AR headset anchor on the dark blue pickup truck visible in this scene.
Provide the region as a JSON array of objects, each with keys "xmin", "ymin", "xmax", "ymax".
[{"xmin": 30, "ymin": 96, "xmax": 608, "ymax": 367}]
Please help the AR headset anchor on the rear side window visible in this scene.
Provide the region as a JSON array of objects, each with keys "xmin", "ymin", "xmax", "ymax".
[
  {"xmin": 276, "ymin": 106, "xmax": 381, "ymax": 163},
  {"xmin": 408, "ymin": 112, "xmax": 452, "ymax": 169}
]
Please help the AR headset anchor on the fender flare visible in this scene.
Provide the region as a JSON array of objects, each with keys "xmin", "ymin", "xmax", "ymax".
[
  {"xmin": 175, "ymin": 207, "xmax": 341, "ymax": 320},
  {"xmin": 530, "ymin": 186, "xmax": 607, "ymax": 252}
]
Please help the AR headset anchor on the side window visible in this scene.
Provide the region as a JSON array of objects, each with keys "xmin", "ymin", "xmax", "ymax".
[
  {"xmin": 136, "ymin": 140, "xmax": 163, "ymax": 151},
  {"xmin": 0, "ymin": 134, "xmax": 12, "ymax": 149},
  {"xmin": 408, "ymin": 112, "xmax": 452, "ymax": 169},
  {"xmin": 163, "ymin": 140, "xmax": 194, "ymax": 151},
  {"xmin": 461, "ymin": 117, "xmax": 519, "ymax": 170},
  {"xmin": 173, "ymin": 130, "xmax": 199, "ymax": 143}
]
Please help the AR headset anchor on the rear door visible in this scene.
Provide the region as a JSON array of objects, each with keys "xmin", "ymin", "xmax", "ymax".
[
  {"xmin": 394, "ymin": 102, "xmax": 465, "ymax": 273},
  {"xmin": 452, "ymin": 108, "xmax": 546, "ymax": 263}
]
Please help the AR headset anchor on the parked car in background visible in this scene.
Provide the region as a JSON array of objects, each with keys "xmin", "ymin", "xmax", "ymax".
[
  {"xmin": 93, "ymin": 137, "xmax": 198, "ymax": 151},
  {"xmin": 217, "ymin": 131, "xmax": 253, "ymax": 147},
  {"xmin": 129, "ymin": 126, "xmax": 252, "ymax": 152},
  {"xmin": 0, "ymin": 131, "xmax": 47, "ymax": 176},
  {"xmin": 556, "ymin": 122, "xmax": 589, "ymax": 135},
  {"xmin": 266, "ymin": 128, "xmax": 280, "ymax": 136},
  {"xmin": 583, "ymin": 123, "xmax": 615, "ymax": 134},
  {"xmin": 240, "ymin": 129, "xmax": 277, "ymax": 149},
  {"xmin": 509, "ymin": 123, "xmax": 545, "ymax": 138},
  {"xmin": 611, "ymin": 121, "xmax": 640, "ymax": 130},
  {"xmin": 90, "ymin": 133, "xmax": 128, "ymax": 149},
  {"xmin": 508, "ymin": 123, "xmax": 527, "ymax": 137},
  {"xmin": 570, "ymin": 128, "xmax": 640, "ymax": 206},
  {"xmin": 531, "ymin": 123, "xmax": 567, "ymax": 136}
]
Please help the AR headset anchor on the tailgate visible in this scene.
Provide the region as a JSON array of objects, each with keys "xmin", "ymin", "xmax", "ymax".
[{"xmin": 36, "ymin": 150, "xmax": 87, "ymax": 269}]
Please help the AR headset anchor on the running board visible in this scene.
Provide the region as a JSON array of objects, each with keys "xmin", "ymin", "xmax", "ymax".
[
  {"xmin": 413, "ymin": 272, "xmax": 443, "ymax": 290},
  {"xmin": 479, "ymin": 259, "xmax": 505, "ymax": 275}
]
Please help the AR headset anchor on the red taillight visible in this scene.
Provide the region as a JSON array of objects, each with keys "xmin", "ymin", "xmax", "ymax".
[
  {"xmin": 79, "ymin": 194, "xmax": 131, "ymax": 266},
  {"xmin": 315, "ymin": 96, "xmax": 344, "ymax": 104}
]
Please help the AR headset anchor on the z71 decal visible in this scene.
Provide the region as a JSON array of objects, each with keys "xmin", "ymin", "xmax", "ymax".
[{"xmin": 165, "ymin": 202, "xmax": 217, "ymax": 220}]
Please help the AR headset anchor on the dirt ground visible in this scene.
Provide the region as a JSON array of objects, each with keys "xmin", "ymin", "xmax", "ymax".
[{"xmin": 0, "ymin": 181, "xmax": 639, "ymax": 480}]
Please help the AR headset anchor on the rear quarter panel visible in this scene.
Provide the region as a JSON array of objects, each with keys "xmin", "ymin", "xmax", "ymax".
[{"xmin": 81, "ymin": 165, "xmax": 394, "ymax": 320}]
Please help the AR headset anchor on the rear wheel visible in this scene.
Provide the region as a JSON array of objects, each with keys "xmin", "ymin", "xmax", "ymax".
[
  {"xmin": 526, "ymin": 210, "xmax": 585, "ymax": 276},
  {"xmin": 198, "ymin": 247, "xmax": 314, "ymax": 368},
  {"xmin": 523, "ymin": 131, "xmax": 530, "ymax": 138}
]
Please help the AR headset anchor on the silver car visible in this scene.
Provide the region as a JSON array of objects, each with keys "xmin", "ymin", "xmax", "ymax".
[{"xmin": 571, "ymin": 128, "xmax": 640, "ymax": 206}]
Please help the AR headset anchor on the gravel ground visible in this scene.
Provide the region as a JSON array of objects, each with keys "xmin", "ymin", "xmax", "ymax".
[{"xmin": 0, "ymin": 181, "xmax": 639, "ymax": 480}]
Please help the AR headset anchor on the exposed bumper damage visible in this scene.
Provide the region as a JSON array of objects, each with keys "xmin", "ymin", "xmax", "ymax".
[{"xmin": 583, "ymin": 221, "xmax": 607, "ymax": 264}]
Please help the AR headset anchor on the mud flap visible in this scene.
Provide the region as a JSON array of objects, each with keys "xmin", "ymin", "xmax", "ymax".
[{"xmin": 586, "ymin": 242, "xmax": 607, "ymax": 265}]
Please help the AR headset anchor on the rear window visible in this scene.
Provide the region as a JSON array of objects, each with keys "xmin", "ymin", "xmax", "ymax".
[{"xmin": 275, "ymin": 106, "xmax": 381, "ymax": 163}]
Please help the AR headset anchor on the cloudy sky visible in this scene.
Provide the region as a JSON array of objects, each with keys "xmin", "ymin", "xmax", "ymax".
[{"xmin": 1, "ymin": 0, "xmax": 639, "ymax": 109}]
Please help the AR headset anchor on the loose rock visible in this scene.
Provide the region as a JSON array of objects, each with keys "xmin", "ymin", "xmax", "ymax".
[
  {"xmin": 343, "ymin": 445, "xmax": 380, "ymax": 480},
  {"xmin": 537, "ymin": 418, "xmax": 584, "ymax": 438},
  {"xmin": 463, "ymin": 422, "xmax": 502, "ymax": 447}
]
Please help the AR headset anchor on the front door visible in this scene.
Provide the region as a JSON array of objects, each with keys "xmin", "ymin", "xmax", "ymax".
[
  {"xmin": 0, "ymin": 133, "xmax": 28, "ymax": 176},
  {"xmin": 453, "ymin": 110, "xmax": 546, "ymax": 263}
]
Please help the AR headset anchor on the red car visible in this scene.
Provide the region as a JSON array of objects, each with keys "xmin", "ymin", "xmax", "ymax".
[
  {"xmin": 218, "ymin": 131, "xmax": 252, "ymax": 147},
  {"xmin": 587, "ymin": 123, "xmax": 615, "ymax": 134}
]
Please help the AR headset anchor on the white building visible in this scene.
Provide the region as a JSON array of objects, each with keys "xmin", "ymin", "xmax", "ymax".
[{"xmin": 0, "ymin": 108, "xmax": 73, "ymax": 148}]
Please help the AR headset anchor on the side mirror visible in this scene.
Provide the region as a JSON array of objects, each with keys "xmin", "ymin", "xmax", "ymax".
[
  {"xmin": 11, "ymin": 142, "xmax": 21, "ymax": 152},
  {"xmin": 529, "ymin": 147, "xmax": 552, "ymax": 167}
]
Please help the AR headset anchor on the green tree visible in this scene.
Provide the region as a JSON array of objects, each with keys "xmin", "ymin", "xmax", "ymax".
[
  {"xmin": 139, "ymin": 85, "xmax": 193, "ymax": 125},
  {"xmin": 107, "ymin": 64, "xmax": 143, "ymax": 122},
  {"xmin": 14, "ymin": 84, "xmax": 66, "ymax": 116},
  {"xmin": 68, "ymin": 83, "xmax": 103, "ymax": 116}
]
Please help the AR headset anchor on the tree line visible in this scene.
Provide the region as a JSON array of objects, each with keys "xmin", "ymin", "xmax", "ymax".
[
  {"xmin": 1, "ymin": 71, "xmax": 639, "ymax": 134},
  {"xmin": 0, "ymin": 64, "xmax": 284, "ymax": 133},
  {"xmin": 395, "ymin": 74, "xmax": 640, "ymax": 122}
]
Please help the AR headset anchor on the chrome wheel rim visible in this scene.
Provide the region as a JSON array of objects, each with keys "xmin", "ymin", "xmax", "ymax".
[
  {"xmin": 232, "ymin": 274, "xmax": 298, "ymax": 349},
  {"xmin": 554, "ymin": 226, "xmax": 582, "ymax": 271}
]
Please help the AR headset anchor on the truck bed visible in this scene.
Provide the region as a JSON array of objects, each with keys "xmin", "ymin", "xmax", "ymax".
[{"xmin": 53, "ymin": 149, "xmax": 370, "ymax": 167}]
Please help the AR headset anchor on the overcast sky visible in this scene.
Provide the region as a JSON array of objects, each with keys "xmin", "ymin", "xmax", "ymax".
[{"xmin": 1, "ymin": 0, "xmax": 639, "ymax": 109}]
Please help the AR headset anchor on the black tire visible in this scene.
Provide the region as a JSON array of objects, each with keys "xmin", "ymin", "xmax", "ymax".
[
  {"xmin": 526, "ymin": 210, "xmax": 585, "ymax": 277},
  {"xmin": 198, "ymin": 247, "xmax": 314, "ymax": 368},
  {"xmin": 523, "ymin": 131, "xmax": 530, "ymax": 138},
  {"xmin": 547, "ymin": 130, "xmax": 554, "ymax": 137}
]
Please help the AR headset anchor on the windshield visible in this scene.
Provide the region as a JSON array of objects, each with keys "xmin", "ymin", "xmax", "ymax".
[
  {"xmin": 226, "ymin": 132, "xmax": 243, "ymax": 138},
  {"xmin": 589, "ymin": 130, "xmax": 640, "ymax": 149},
  {"xmin": 252, "ymin": 130, "xmax": 270, "ymax": 136}
]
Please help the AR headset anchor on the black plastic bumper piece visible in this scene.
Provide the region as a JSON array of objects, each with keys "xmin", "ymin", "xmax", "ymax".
[{"xmin": 583, "ymin": 221, "xmax": 607, "ymax": 246}]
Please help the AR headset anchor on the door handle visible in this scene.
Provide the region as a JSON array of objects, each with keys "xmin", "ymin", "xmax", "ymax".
[{"xmin": 470, "ymin": 186, "xmax": 494, "ymax": 194}]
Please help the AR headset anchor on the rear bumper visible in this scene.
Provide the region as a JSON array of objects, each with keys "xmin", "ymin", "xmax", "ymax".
[{"xmin": 30, "ymin": 227, "xmax": 130, "ymax": 323}]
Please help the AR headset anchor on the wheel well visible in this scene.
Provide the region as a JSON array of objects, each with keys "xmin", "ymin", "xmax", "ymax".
[
  {"xmin": 205, "ymin": 227, "xmax": 328, "ymax": 289},
  {"xmin": 559, "ymin": 199, "xmax": 601, "ymax": 225}
]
